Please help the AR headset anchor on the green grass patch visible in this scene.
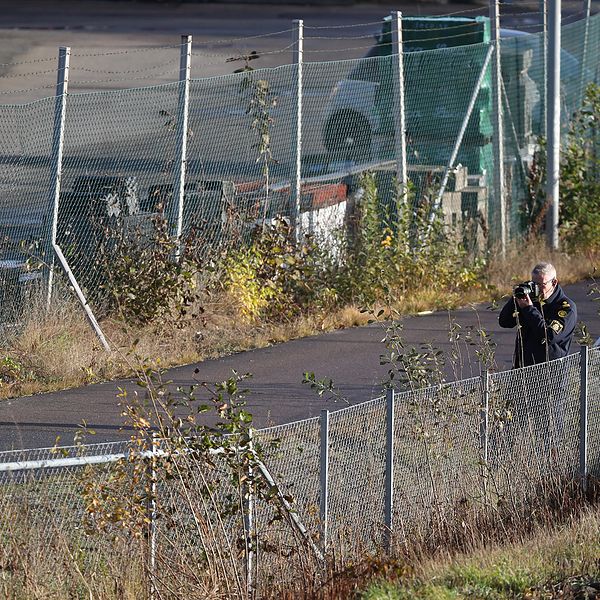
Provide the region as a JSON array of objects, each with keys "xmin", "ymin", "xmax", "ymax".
[{"xmin": 360, "ymin": 506, "xmax": 600, "ymax": 600}]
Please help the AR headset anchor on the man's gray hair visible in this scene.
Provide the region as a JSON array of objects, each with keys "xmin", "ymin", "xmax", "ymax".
[{"xmin": 532, "ymin": 262, "xmax": 556, "ymax": 278}]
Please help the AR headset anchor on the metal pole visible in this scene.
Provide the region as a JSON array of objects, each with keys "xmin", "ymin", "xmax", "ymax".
[
  {"xmin": 292, "ymin": 20, "xmax": 304, "ymax": 244},
  {"xmin": 432, "ymin": 44, "xmax": 495, "ymax": 216},
  {"xmin": 46, "ymin": 46, "xmax": 70, "ymax": 309},
  {"xmin": 244, "ymin": 429, "xmax": 255, "ymax": 596},
  {"xmin": 384, "ymin": 388, "xmax": 395, "ymax": 552},
  {"xmin": 580, "ymin": 0, "xmax": 592, "ymax": 106},
  {"xmin": 319, "ymin": 408, "xmax": 329, "ymax": 551},
  {"xmin": 540, "ymin": 0, "xmax": 548, "ymax": 136},
  {"xmin": 480, "ymin": 371, "xmax": 490, "ymax": 464},
  {"xmin": 546, "ymin": 0, "xmax": 561, "ymax": 250},
  {"xmin": 391, "ymin": 12, "xmax": 408, "ymax": 197},
  {"xmin": 53, "ymin": 244, "xmax": 111, "ymax": 352},
  {"xmin": 148, "ymin": 433, "xmax": 158, "ymax": 600},
  {"xmin": 490, "ymin": 0, "xmax": 507, "ymax": 256},
  {"xmin": 173, "ymin": 35, "xmax": 192, "ymax": 255},
  {"xmin": 480, "ymin": 370, "xmax": 490, "ymax": 500},
  {"xmin": 254, "ymin": 457, "xmax": 324, "ymax": 562},
  {"xmin": 579, "ymin": 345, "xmax": 589, "ymax": 493}
]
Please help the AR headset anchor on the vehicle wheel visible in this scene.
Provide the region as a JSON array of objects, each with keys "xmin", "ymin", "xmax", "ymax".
[{"xmin": 323, "ymin": 111, "xmax": 372, "ymax": 164}]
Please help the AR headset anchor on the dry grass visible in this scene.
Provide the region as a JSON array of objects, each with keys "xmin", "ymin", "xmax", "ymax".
[
  {"xmin": 356, "ymin": 493, "xmax": 600, "ymax": 600},
  {"xmin": 420, "ymin": 502, "xmax": 600, "ymax": 580},
  {"xmin": 0, "ymin": 471, "xmax": 597, "ymax": 600},
  {"xmin": 487, "ymin": 239, "xmax": 598, "ymax": 293},
  {"xmin": 259, "ymin": 479, "xmax": 600, "ymax": 599},
  {"xmin": 0, "ymin": 244, "xmax": 596, "ymax": 400}
]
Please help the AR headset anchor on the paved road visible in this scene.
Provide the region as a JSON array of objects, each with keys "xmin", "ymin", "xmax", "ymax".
[
  {"xmin": 0, "ymin": 280, "xmax": 597, "ymax": 451},
  {"xmin": 1, "ymin": 0, "xmax": 597, "ymax": 100}
]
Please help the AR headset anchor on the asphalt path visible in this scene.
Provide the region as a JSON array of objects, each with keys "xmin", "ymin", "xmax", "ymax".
[{"xmin": 0, "ymin": 280, "xmax": 597, "ymax": 452}]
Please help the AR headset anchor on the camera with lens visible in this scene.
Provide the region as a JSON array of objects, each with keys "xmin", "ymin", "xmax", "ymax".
[{"xmin": 513, "ymin": 280, "xmax": 540, "ymax": 299}]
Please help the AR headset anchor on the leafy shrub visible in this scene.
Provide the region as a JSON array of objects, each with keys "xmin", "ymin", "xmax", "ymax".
[
  {"xmin": 220, "ymin": 176, "xmax": 484, "ymax": 320},
  {"xmin": 526, "ymin": 84, "xmax": 600, "ymax": 252},
  {"xmin": 560, "ymin": 83, "xmax": 600, "ymax": 253},
  {"xmin": 0, "ymin": 355, "xmax": 25, "ymax": 385},
  {"xmin": 524, "ymin": 139, "xmax": 548, "ymax": 238},
  {"xmin": 220, "ymin": 217, "xmax": 335, "ymax": 322},
  {"xmin": 97, "ymin": 214, "xmax": 203, "ymax": 326},
  {"xmin": 335, "ymin": 173, "xmax": 484, "ymax": 304},
  {"xmin": 75, "ymin": 368, "xmax": 312, "ymax": 599}
]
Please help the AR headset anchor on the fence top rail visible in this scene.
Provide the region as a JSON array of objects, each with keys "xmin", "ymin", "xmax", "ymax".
[
  {"xmin": 0, "ymin": 451, "xmax": 131, "ymax": 473},
  {"xmin": 0, "ymin": 443, "xmax": 239, "ymax": 474}
]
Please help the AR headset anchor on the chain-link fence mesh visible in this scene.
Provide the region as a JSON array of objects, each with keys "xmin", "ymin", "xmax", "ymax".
[
  {"xmin": 500, "ymin": 14, "xmax": 600, "ymax": 239},
  {"xmin": 55, "ymin": 85, "xmax": 181, "ymax": 299},
  {"xmin": 0, "ymin": 349, "xmax": 600, "ymax": 590},
  {"xmin": 0, "ymin": 351, "xmax": 598, "ymax": 594},
  {"xmin": 0, "ymin": 98, "xmax": 54, "ymax": 324},
  {"xmin": 0, "ymin": 10, "xmax": 598, "ymax": 594},
  {"xmin": 588, "ymin": 346, "xmax": 600, "ymax": 478},
  {"xmin": 393, "ymin": 377, "xmax": 483, "ymax": 542},
  {"xmin": 1, "ymin": 13, "xmax": 599, "ymax": 328},
  {"xmin": 327, "ymin": 397, "xmax": 387, "ymax": 548},
  {"xmin": 487, "ymin": 353, "xmax": 582, "ymax": 519},
  {"xmin": 0, "ymin": 440, "xmax": 145, "ymax": 592},
  {"xmin": 255, "ymin": 416, "xmax": 321, "ymax": 540}
]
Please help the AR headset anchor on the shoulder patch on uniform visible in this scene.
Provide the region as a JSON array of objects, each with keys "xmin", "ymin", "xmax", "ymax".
[
  {"xmin": 558, "ymin": 310, "xmax": 567, "ymax": 317},
  {"xmin": 550, "ymin": 320, "xmax": 564, "ymax": 333}
]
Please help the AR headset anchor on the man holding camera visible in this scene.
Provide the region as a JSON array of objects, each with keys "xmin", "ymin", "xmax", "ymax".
[{"xmin": 499, "ymin": 262, "xmax": 577, "ymax": 368}]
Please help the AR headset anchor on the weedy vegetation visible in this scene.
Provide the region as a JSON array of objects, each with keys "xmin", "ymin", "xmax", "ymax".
[
  {"xmin": 1, "ymin": 163, "xmax": 595, "ymax": 399},
  {"xmin": 0, "ymin": 310, "xmax": 599, "ymax": 598},
  {"xmin": 0, "ymin": 78, "xmax": 599, "ymax": 599}
]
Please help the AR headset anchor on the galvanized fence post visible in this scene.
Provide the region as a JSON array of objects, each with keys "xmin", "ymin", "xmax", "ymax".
[
  {"xmin": 480, "ymin": 370, "xmax": 490, "ymax": 500},
  {"xmin": 47, "ymin": 46, "xmax": 70, "ymax": 309},
  {"xmin": 244, "ymin": 429, "xmax": 255, "ymax": 597},
  {"xmin": 580, "ymin": 0, "xmax": 592, "ymax": 106},
  {"xmin": 384, "ymin": 387, "xmax": 395, "ymax": 552},
  {"xmin": 174, "ymin": 34, "xmax": 192, "ymax": 253},
  {"xmin": 391, "ymin": 11, "xmax": 407, "ymax": 197},
  {"xmin": 546, "ymin": 0, "xmax": 562, "ymax": 250},
  {"xmin": 292, "ymin": 19, "xmax": 304, "ymax": 243},
  {"xmin": 579, "ymin": 345, "xmax": 589, "ymax": 493},
  {"xmin": 539, "ymin": 0, "xmax": 548, "ymax": 135},
  {"xmin": 319, "ymin": 409, "xmax": 329, "ymax": 551},
  {"xmin": 45, "ymin": 49, "xmax": 111, "ymax": 353},
  {"xmin": 490, "ymin": 0, "xmax": 507, "ymax": 256},
  {"xmin": 148, "ymin": 433, "xmax": 158, "ymax": 600}
]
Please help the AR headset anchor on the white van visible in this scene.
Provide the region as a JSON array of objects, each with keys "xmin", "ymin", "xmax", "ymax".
[{"xmin": 322, "ymin": 16, "xmax": 585, "ymax": 164}]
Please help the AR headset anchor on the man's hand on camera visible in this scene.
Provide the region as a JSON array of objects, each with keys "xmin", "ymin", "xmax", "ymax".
[{"xmin": 516, "ymin": 294, "xmax": 533, "ymax": 309}]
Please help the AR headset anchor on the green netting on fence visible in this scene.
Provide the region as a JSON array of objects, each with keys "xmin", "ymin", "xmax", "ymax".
[{"xmin": 501, "ymin": 15, "xmax": 600, "ymax": 238}]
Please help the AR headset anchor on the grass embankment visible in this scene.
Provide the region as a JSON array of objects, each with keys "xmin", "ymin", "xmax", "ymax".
[
  {"xmin": 359, "ymin": 503, "xmax": 600, "ymax": 599},
  {"xmin": 0, "ymin": 241, "xmax": 596, "ymax": 400}
]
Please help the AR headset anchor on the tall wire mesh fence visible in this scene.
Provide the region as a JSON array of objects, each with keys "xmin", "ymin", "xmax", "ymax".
[
  {"xmin": 327, "ymin": 397, "xmax": 387, "ymax": 547},
  {"xmin": 588, "ymin": 346, "xmax": 600, "ymax": 478},
  {"xmin": 0, "ymin": 347, "xmax": 598, "ymax": 594},
  {"xmin": 0, "ymin": 12, "xmax": 599, "ymax": 331}
]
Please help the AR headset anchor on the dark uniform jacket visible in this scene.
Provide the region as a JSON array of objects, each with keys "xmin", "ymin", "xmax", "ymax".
[{"xmin": 498, "ymin": 284, "xmax": 577, "ymax": 368}]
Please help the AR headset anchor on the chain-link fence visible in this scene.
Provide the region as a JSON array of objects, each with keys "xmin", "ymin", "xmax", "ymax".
[
  {"xmin": 0, "ymin": 347, "xmax": 598, "ymax": 594},
  {"xmin": 0, "ymin": 12, "xmax": 598, "ymax": 332}
]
